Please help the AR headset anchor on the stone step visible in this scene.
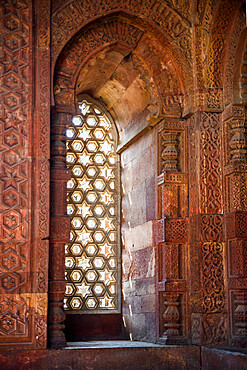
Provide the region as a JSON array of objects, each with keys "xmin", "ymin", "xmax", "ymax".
[{"xmin": 0, "ymin": 341, "xmax": 200, "ymax": 370}]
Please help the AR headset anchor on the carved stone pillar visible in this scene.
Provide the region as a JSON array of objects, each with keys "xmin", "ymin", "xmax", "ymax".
[
  {"xmin": 189, "ymin": 112, "xmax": 228, "ymax": 346},
  {"xmin": 224, "ymin": 105, "xmax": 247, "ymax": 348},
  {"xmin": 48, "ymin": 108, "xmax": 72, "ymax": 348},
  {"xmin": 155, "ymin": 120, "xmax": 188, "ymax": 344}
]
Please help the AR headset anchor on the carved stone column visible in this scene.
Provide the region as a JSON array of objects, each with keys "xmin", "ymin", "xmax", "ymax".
[
  {"xmin": 223, "ymin": 105, "xmax": 247, "ymax": 348},
  {"xmin": 154, "ymin": 120, "xmax": 188, "ymax": 344},
  {"xmin": 48, "ymin": 108, "xmax": 72, "ymax": 348},
  {"xmin": 162, "ymin": 293, "xmax": 182, "ymax": 341},
  {"xmin": 229, "ymin": 115, "xmax": 247, "ymax": 162}
]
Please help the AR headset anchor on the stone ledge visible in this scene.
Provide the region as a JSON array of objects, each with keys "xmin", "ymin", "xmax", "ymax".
[{"xmin": 0, "ymin": 344, "xmax": 200, "ymax": 370}]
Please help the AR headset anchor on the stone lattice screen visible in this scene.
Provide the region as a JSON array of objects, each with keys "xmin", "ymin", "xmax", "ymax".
[{"xmin": 64, "ymin": 98, "xmax": 120, "ymax": 313}]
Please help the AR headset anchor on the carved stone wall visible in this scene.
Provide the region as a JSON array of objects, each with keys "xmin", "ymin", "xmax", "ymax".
[
  {"xmin": 0, "ymin": 0, "xmax": 246, "ymax": 351},
  {"xmin": 224, "ymin": 105, "xmax": 247, "ymax": 348},
  {"xmin": 188, "ymin": 111, "xmax": 227, "ymax": 347}
]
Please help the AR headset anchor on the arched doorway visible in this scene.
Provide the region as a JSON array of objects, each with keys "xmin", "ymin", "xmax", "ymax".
[{"xmin": 49, "ymin": 12, "xmax": 187, "ymax": 348}]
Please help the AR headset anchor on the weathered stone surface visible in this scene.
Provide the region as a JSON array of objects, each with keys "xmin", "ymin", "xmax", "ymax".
[
  {"xmin": 0, "ymin": 346, "xmax": 200, "ymax": 369},
  {"xmin": 201, "ymin": 347, "xmax": 247, "ymax": 370},
  {"xmin": 0, "ymin": 0, "xmax": 246, "ymax": 354}
]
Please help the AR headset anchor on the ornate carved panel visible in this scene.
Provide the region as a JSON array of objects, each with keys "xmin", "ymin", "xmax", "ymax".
[
  {"xmin": 188, "ymin": 114, "xmax": 199, "ymax": 216},
  {"xmin": 230, "ymin": 291, "xmax": 247, "ymax": 347},
  {"xmin": 226, "ymin": 173, "xmax": 247, "ymax": 213},
  {"xmin": 0, "ymin": 294, "xmax": 32, "ymax": 340},
  {"xmin": 200, "ymin": 113, "xmax": 222, "ymax": 214},
  {"xmin": 224, "ymin": 10, "xmax": 246, "ymax": 106},
  {"xmin": 200, "ymin": 214, "xmax": 224, "ymax": 242},
  {"xmin": 205, "ymin": 0, "xmax": 240, "ymax": 91},
  {"xmin": 201, "ymin": 242, "xmax": 226, "ymax": 314},
  {"xmin": 51, "ymin": 1, "xmax": 191, "ymax": 65},
  {"xmin": 165, "ymin": 219, "xmax": 188, "ymax": 243},
  {"xmin": 191, "ymin": 313, "xmax": 228, "ymax": 346},
  {"xmin": 226, "ymin": 212, "xmax": 247, "ymax": 239},
  {"xmin": 228, "ymin": 240, "xmax": 247, "ymax": 278},
  {"xmin": 0, "ymin": 0, "xmax": 34, "ymax": 345}
]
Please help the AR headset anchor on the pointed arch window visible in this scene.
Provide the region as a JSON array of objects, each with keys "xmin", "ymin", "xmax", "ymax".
[{"xmin": 64, "ymin": 96, "xmax": 120, "ymax": 314}]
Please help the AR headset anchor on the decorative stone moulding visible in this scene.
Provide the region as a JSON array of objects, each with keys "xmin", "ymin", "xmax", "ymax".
[
  {"xmin": 229, "ymin": 118, "xmax": 247, "ymax": 162},
  {"xmin": 161, "ymin": 132, "xmax": 181, "ymax": 172}
]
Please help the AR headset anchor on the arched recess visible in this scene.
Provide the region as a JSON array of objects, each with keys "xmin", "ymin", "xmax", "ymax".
[
  {"xmin": 221, "ymin": 2, "xmax": 247, "ymax": 348},
  {"xmin": 204, "ymin": 0, "xmax": 243, "ymax": 111},
  {"xmin": 49, "ymin": 13, "xmax": 187, "ymax": 348},
  {"xmin": 234, "ymin": 30, "xmax": 247, "ymax": 105}
]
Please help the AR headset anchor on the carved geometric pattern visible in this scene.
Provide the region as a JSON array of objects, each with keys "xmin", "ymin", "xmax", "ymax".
[
  {"xmin": 226, "ymin": 212, "xmax": 247, "ymax": 239},
  {"xmin": 205, "ymin": 0, "xmax": 238, "ymax": 90},
  {"xmin": 224, "ymin": 10, "xmax": 245, "ymax": 106},
  {"xmin": 0, "ymin": 294, "xmax": 29, "ymax": 337},
  {"xmin": 228, "ymin": 240, "xmax": 247, "ymax": 278},
  {"xmin": 201, "ymin": 243, "xmax": 226, "ymax": 313},
  {"xmin": 165, "ymin": 218, "xmax": 188, "ymax": 243},
  {"xmin": 236, "ymin": 212, "xmax": 247, "ymax": 237},
  {"xmin": 0, "ymin": 4, "xmax": 31, "ymax": 344},
  {"xmin": 65, "ymin": 97, "xmax": 120, "ymax": 313},
  {"xmin": 200, "ymin": 215, "xmax": 223, "ymax": 242},
  {"xmin": 226, "ymin": 173, "xmax": 247, "ymax": 213},
  {"xmin": 188, "ymin": 114, "xmax": 198, "ymax": 216},
  {"xmin": 200, "ymin": 113, "xmax": 222, "ymax": 214}
]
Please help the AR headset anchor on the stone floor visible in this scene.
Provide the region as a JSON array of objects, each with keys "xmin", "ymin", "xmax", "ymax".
[{"xmin": 66, "ymin": 340, "xmax": 162, "ymax": 348}]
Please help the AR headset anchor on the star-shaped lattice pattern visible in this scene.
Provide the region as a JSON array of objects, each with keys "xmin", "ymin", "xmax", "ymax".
[{"xmin": 65, "ymin": 98, "xmax": 119, "ymax": 312}]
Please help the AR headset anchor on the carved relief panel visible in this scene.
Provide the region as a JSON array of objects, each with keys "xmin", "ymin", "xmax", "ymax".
[{"xmin": 155, "ymin": 119, "xmax": 189, "ymax": 344}]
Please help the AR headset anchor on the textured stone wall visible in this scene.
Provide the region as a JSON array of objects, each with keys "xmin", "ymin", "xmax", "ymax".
[
  {"xmin": 0, "ymin": 0, "xmax": 246, "ymax": 350},
  {"xmin": 121, "ymin": 129, "xmax": 156, "ymax": 341}
]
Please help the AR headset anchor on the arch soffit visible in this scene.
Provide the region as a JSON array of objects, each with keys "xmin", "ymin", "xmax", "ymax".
[
  {"xmin": 53, "ymin": 14, "xmax": 192, "ymax": 119},
  {"xmin": 205, "ymin": 0, "xmax": 242, "ymax": 92},
  {"xmin": 233, "ymin": 28, "xmax": 247, "ymax": 105}
]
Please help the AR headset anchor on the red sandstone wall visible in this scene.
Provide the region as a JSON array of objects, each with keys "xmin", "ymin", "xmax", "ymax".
[
  {"xmin": 0, "ymin": 0, "xmax": 246, "ymax": 350},
  {"xmin": 121, "ymin": 130, "xmax": 156, "ymax": 341}
]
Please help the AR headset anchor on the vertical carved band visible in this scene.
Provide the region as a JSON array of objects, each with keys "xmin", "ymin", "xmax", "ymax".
[{"xmin": 48, "ymin": 110, "xmax": 71, "ymax": 348}]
